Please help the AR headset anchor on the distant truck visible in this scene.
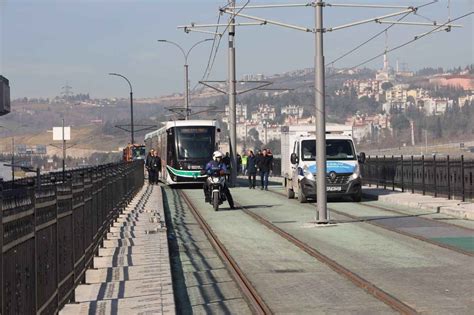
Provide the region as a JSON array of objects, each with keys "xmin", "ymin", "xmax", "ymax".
[
  {"xmin": 0, "ymin": 75, "xmax": 11, "ymax": 116},
  {"xmin": 281, "ymin": 124, "xmax": 366, "ymax": 202},
  {"xmin": 122, "ymin": 144, "xmax": 146, "ymax": 162}
]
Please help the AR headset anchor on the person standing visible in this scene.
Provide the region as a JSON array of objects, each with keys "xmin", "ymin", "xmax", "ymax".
[
  {"xmin": 145, "ymin": 150, "xmax": 155, "ymax": 184},
  {"xmin": 152, "ymin": 151, "xmax": 161, "ymax": 184},
  {"xmin": 236, "ymin": 154, "xmax": 242, "ymax": 176},
  {"xmin": 255, "ymin": 150, "xmax": 262, "ymax": 188},
  {"xmin": 258, "ymin": 149, "xmax": 273, "ymax": 190},
  {"xmin": 223, "ymin": 152, "xmax": 231, "ymax": 181},
  {"xmin": 241, "ymin": 153, "xmax": 248, "ymax": 175},
  {"xmin": 246, "ymin": 150, "xmax": 257, "ymax": 189}
]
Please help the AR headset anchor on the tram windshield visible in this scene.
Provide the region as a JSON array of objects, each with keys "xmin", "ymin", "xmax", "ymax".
[{"xmin": 176, "ymin": 127, "xmax": 215, "ymax": 160}]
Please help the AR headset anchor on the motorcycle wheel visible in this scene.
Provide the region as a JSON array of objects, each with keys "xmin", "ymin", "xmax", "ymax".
[{"xmin": 213, "ymin": 192, "xmax": 219, "ymax": 211}]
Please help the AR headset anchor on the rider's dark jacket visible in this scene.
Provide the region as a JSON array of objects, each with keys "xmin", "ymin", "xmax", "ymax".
[{"xmin": 204, "ymin": 160, "xmax": 227, "ymax": 176}]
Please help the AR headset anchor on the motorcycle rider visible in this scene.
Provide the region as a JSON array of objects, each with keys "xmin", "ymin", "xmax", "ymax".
[{"xmin": 203, "ymin": 151, "xmax": 235, "ymax": 209}]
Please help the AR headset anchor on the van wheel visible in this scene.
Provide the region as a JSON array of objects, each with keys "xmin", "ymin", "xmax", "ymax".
[
  {"xmin": 352, "ymin": 189, "xmax": 362, "ymax": 202},
  {"xmin": 287, "ymin": 186, "xmax": 295, "ymax": 199},
  {"xmin": 298, "ymin": 183, "xmax": 307, "ymax": 203}
]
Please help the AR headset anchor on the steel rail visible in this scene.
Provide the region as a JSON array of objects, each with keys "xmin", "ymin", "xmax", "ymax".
[
  {"xmin": 270, "ymin": 189, "xmax": 474, "ymax": 257},
  {"xmin": 235, "ymin": 201, "xmax": 418, "ymax": 315},
  {"xmin": 179, "ymin": 190, "xmax": 272, "ymax": 315}
]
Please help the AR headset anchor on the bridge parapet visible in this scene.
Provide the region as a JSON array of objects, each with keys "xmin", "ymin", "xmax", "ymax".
[
  {"xmin": 362, "ymin": 155, "xmax": 473, "ymax": 202},
  {"xmin": 0, "ymin": 161, "xmax": 144, "ymax": 314}
]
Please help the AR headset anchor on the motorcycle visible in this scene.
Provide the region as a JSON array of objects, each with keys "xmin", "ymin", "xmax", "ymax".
[{"xmin": 204, "ymin": 168, "xmax": 227, "ymax": 211}]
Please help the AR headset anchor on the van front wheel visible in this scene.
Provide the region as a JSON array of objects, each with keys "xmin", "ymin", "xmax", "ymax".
[{"xmin": 352, "ymin": 189, "xmax": 362, "ymax": 202}]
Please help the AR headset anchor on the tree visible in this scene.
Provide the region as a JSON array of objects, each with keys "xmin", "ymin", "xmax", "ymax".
[
  {"xmin": 265, "ymin": 139, "xmax": 281, "ymax": 155},
  {"xmin": 381, "ymin": 82, "xmax": 393, "ymax": 91},
  {"xmin": 248, "ymin": 128, "xmax": 263, "ymax": 150}
]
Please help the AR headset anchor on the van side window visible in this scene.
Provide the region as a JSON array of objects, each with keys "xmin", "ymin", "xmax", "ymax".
[{"xmin": 293, "ymin": 141, "xmax": 297, "ymax": 154}]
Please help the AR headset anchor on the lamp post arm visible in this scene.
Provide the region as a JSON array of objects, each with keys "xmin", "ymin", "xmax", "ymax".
[
  {"xmin": 185, "ymin": 38, "xmax": 214, "ymax": 63},
  {"xmin": 158, "ymin": 40, "xmax": 186, "ymax": 62},
  {"xmin": 109, "ymin": 73, "xmax": 132, "ymax": 93}
]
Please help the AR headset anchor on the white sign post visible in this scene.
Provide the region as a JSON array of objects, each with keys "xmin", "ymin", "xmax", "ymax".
[
  {"xmin": 53, "ymin": 126, "xmax": 71, "ymax": 141},
  {"xmin": 52, "ymin": 120, "xmax": 71, "ymax": 177}
]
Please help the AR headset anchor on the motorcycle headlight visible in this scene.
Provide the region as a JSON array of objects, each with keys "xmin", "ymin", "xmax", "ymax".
[{"xmin": 350, "ymin": 164, "xmax": 361, "ymax": 180}]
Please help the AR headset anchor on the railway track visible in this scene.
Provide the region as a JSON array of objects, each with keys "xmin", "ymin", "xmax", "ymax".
[
  {"xmin": 179, "ymin": 189, "xmax": 419, "ymax": 315},
  {"xmin": 270, "ymin": 188, "xmax": 474, "ymax": 257},
  {"xmin": 178, "ymin": 190, "xmax": 272, "ymax": 315}
]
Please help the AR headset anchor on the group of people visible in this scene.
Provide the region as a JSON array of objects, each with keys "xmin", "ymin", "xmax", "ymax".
[
  {"xmin": 244, "ymin": 149, "xmax": 273, "ymax": 190},
  {"xmin": 219, "ymin": 149, "xmax": 274, "ymax": 190},
  {"xmin": 145, "ymin": 149, "xmax": 161, "ymax": 184}
]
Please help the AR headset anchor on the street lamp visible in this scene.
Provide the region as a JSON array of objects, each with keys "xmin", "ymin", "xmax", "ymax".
[
  {"xmin": 158, "ymin": 38, "xmax": 213, "ymax": 119},
  {"xmin": 108, "ymin": 73, "xmax": 135, "ymax": 144}
]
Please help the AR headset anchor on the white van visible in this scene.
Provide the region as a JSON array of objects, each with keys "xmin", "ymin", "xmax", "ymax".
[{"xmin": 286, "ymin": 133, "xmax": 366, "ymax": 202}]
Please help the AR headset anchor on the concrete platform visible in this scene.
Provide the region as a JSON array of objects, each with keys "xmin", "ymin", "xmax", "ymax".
[
  {"xmin": 363, "ymin": 185, "xmax": 474, "ymax": 220},
  {"xmin": 60, "ymin": 184, "xmax": 175, "ymax": 315}
]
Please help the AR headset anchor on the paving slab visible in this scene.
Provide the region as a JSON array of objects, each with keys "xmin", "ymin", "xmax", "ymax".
[{"xmin": 60, "ymin": 184, "xmax": 175, "ymax": 315}]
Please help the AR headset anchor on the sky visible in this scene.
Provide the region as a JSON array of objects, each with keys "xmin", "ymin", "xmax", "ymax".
[{"xmin": 1, "ymin": 0, "xmax": 472, "ymax": 98}]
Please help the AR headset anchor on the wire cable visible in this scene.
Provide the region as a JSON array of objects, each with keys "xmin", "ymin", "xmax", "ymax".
[
  {"xmin": 344, "ymin": 11, "xmax": 473, "ymax": 72},
  {"xmin": 326, "ymin": 0, "xmax": 438, "ymax": 66}
]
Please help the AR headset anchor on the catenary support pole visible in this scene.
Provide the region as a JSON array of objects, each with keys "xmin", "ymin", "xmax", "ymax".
[
  {"xmin": 228, "ymin": 0, "xmax": 237, "ymax": 186},
  {"xmin": 315, "ymin": 0, "xmax": 328, "ymax": 223},
  {"xmin": 62, "ymin": 118, "xmax": 66, "ymax": 180},
  {"xmin": 130, "ymin": 90, "xmax": 135, "ymax": 143}
]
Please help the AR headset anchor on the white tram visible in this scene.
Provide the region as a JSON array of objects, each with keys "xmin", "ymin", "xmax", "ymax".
[{"xmin": 144, "ymin": 120, "xmax": 220, "ymax": 185}]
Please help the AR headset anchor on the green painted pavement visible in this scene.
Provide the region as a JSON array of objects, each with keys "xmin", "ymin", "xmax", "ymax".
[
  {"xmin": 230, "ymin": 186, "xmax": 474, "ymax": 314},
  {"xmin": 432, "ymin": 237, "xmax": 474, "ymax": 252},
  {"xmin": 183, "ymin": 188, "xmax": 397, "ymax": 314}
]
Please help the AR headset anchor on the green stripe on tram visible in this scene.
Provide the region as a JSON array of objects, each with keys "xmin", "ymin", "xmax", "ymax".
[{"xmin": 166, "ymin": 166, "xmax": 203, "ymax": 178}]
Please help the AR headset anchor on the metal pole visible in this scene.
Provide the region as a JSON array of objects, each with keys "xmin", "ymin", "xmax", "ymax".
[
  {"xmin": 130, "ymin": 90, "xmax": 135, "ymax": 143},
  {"xmin": 422, "ymin": 155, "xmax": 425, "ymax": 195},
  {"xmin": 109, "ymin": 73, "xmax": 134, "ymax": 144},
  {"xmin": 461, "ymin": 155, "xmax": 465, "ymax": 202},
  {"xmin": 433, "ymin": 154, "xmax": 437, "ymax": 197},
  {"xmin": 11, "ymin": 137, "xmax": 14, "ymax": 184},
  {"xmin": 228, "ymin": 0, "xmax": 237, "ymax": 186},
  {"xmin": 315, "ymin": 0, "xmax": 328, "ymax": 223},
  {"xmin": 62, "ymin": 118, "xmax": 66, "ymax": 180},
  {"xmin": 184, "ymin": 64, "xmax": 189, "ymax": 119},
  {"xmin": 447, "ymin": 155, "xmax": 450, "ymax": 200}
]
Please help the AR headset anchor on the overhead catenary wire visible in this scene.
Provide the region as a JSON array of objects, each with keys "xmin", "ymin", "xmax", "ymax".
[
  {"xmin": 344, "ymin": 11, "xmax": 473, "ymax": 72},
  {"xmin": 326, "ymin": 11, "xmax": 412, "ymax": 66},
  {"xmin": 287, "ymin": 10, "xmax": 473, "ymax": 92},
  {"xmin": 191, "ymin": 0, "xmax": 251, "ymax": 94}
]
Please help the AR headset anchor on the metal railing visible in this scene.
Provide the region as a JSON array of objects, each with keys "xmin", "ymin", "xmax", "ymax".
[
  {"xmin": 0, "ymin": 160, "xmax": 144, "ymax": 314},
  {"xmin": 361, "ymin": 155, "xmax": 473, "ymax": 202}
]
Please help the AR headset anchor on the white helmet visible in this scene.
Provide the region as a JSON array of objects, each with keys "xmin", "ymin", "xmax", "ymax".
[{"xmin": 212, "ymin": 151, "xmax": 223, "ymax": 161}]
